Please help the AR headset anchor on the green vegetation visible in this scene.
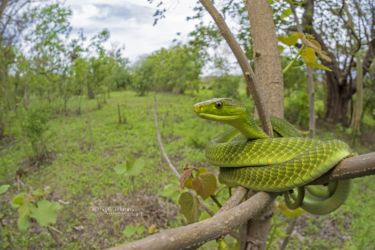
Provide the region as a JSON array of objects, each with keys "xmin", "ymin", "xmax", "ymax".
[
  {"xmin": 0, "ymin": 91, "xmax": 374, "ymax": 249},
  {"xmin": 1, "ymin": 0, "xmax": 374, "ymax": 249}
]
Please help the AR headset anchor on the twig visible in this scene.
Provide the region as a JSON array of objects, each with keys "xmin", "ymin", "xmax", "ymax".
[
  {"xmin": 199, "ymin": 0, "xmax": 273, "ymax": 136},
  {"xmin": 290, "ymin": 3, "xmax": 316, "ymax": 138},
  {"xmin": 153, "ymin": 97, "xmax": 214, "ymax": 216},
  {"xmin": 153, "ymin": 96, "xmax": 181, "ymax": 179},
  {"xmin": 279, "ymin": 218, "xmax": 298, "ymax": 250}
]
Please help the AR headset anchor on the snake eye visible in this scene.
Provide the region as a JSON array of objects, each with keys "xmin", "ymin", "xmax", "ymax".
[{"xmin": 215, "ymin": 101, "xmax": 223, "ymax": 109}]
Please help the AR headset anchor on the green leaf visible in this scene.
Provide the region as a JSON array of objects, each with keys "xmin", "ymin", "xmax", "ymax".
[
  {"xmin": 114, "ymin": 163, "xmax": 127, "ymax": 175},
  {"xmin": 126, "ymin": 158, "xmax": 144, "ymax": 176},
  {"xmin": 278, "ymin": 34, "xmax": 298, "ymax": 46},
  {"xmin": 178, "ymin": 191, "xmax": 200, "ymax": 223},
  {"xmin": 0, "ymin": 184, "xmax": 10, "ymax": 195},
  {"xmin": 30, "ymin": 200, "xmax": 62, "ymax": 227},
  {"xmin": 281, "ymin": 8, "xmax": 292, "ymax": 19},
  {"xmin": 217, "ymin": 238, "xmax": 230, "ymax": 250},
  {"xmin": 159, "ymin": 183, "xmax": 180, "ymax": 203},
  {"xmin": 191, "ymin": 173, "xmax": 218, "ymax": 200},
  {"xmin": 17, "ymin": 204, "xmax": 32, "ymax": 231},
  {"xmin": 123, "ymin": 224, "xmax": 145, "ymax": 238},
  {"xmin": 32, "ymin": 188, "xmax": 45, "ymax": 198},
  {"xmin": 277, "ymin": 45, "xmax": 284, "ymax": 53},
  {"xmin": 301, "ymin": 47, "xmax": 317, "ymax": 65},
  {"xmin": 11, "ymin": 193, "xmax": 27, "ymax": 208},
  {"xmin": 308, "ymin": 62, "xmax": 332, "ymax": 71},
  {"xmin": 17, "ymin": 213, "xmax": 30, "ymax": 231}
]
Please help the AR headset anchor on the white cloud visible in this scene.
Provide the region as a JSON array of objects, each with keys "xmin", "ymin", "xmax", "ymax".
[{"xmin": 65, "ymin": 0, "xmax": 200, "ymax": 62}]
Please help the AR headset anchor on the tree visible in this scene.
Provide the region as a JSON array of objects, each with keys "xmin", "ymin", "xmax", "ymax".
[
  {"xmin": 300, "ymin": 0, "xmax": 375, "ymax": 124},
  {"xmin": 132, "ymin": 45, "xmax": 203, "ymax": 95},
  {"xmin": 0, "ymin": 0, "xmax": 32, "ymax": 138}
]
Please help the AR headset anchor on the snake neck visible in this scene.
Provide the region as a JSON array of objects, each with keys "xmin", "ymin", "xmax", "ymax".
[{"xmin": 227, "ymin": 114, "xmax": 268, "ymax": 140}]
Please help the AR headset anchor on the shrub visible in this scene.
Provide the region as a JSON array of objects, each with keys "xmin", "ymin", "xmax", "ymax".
[
  {"xmin": 211, "ymin": 75, "xmax": 240, "ymax": 98},
  {"xmin": 22, "ymin": 107, "xmax": 50, "ymax": 157}
]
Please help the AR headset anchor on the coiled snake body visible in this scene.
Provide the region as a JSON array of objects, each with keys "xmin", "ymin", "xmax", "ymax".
[{"xmin": 194, "ymin": 98, "xmax": 353, "ymax": 215}]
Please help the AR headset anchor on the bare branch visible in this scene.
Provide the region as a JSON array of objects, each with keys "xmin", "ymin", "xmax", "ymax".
[
  {"xmin": 108, "ymin": 192, "xmax": 276, "ymax": 250},
  {"xmin": 153, "ymin": 96, "xmax": 180, "ymax": 179},
  {"xmin": 198, "ymin": 0, "xmax": 273, "ymax": 136},
  {"xmin": 153, "ymin": 97, "xmax": 216, "ymax": 218}
]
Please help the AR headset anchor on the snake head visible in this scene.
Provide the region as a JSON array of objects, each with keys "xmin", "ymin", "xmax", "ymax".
[{"xmin": 193, "ymin": 98, "xmax": 247, "ymax": 122}]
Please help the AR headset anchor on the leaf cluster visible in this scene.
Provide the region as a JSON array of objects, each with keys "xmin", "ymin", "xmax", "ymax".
[{"xmin": 11, "ymin": 187, "xmax": 62, "ymax": 231}]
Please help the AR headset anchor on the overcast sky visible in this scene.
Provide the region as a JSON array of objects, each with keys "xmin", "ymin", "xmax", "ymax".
[{"xmin": 64, "ymin": 0, "xmax": 200, "ymax": 62}]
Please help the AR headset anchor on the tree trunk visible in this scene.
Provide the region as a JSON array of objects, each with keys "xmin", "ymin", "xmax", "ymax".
[
  {"xmin": 324, "ymin": 72, "xmax": 353, "ymax": 125},
  {"xmin": 243, "ymin": 0, "xmax": 284, "ymax": 249},
  {"xmin": 247, "ymin": 0, "xmax": 284, "ymax": 118},
  {"xmin": 350, "ymin": 54, "xmax": 363, "ymax": 131}
]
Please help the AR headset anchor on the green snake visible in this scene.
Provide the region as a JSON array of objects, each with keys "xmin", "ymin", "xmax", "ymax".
[{"xmin": 193, "ymin": 98, "xmax": 353, "ymax": 215}]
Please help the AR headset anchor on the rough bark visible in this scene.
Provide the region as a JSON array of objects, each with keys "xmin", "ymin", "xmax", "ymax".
[
  {"xmin": 350, "ymin": 55, "xmax": 363, "ymax": 132},
  {"xmin": 243, "ymin": 0, "xmax": 284, "ymax": 249},
  {"xmin": 246, "ymin": 0, "xmax": 284, "ymax": 119}
]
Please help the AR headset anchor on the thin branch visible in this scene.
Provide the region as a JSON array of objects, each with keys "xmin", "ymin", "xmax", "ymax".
[
  {"xmin": 279, "ymin": 217, "xmax": 298, "ymax": 250},
  {"xmin": 153, "ymin": 97, "xmax": 218, "ymax": 218},
  {"xmin": 290, "ymin": 3, "xmax": 316, "ymax": 137},
  {"xmin": 108, "ymin": 192, "xmax": 276, "ymax": 250},
  {"xmin": 199, "ymin": 0, "xmax": 273, "ymax": 136},
  {"xmin": 153, "ymin": 96, "xmax": 181, "ymax": 179}
]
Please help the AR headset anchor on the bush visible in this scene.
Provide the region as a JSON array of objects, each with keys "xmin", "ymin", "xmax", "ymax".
[
  {"xmin": 211, "ymin": 75, "xmax": 240, "ymax": 98},
  {"xmin": 22, "ymin": 107, "xmax": 50, "ymax": 157}
]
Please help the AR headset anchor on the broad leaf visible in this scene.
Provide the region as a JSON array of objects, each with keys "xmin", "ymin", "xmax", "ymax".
[
  {"xmin": 32, "ymin": 188, "xmax": 45, "ymax": 198},
  {"xmin": 180, "ymin": 168, "xmax": 193, "ymax": 189},
  {"xmin": 17, "ymin": 205, "xmax": 31, "ymax": 231},
  {"xmin": 30, "ymin": 200, "xmax": 62, "ymax": 227},
  {"xmin": 159, "ymin": 183, "xmax": 180, "ymax": 203},
  {"xmin": 123, "ymin": 224, "xmax": 145, "ymax": 238},
  {"xmin": 301, "ymin": 47, "xmax": 317, "ymax": 65},
  {"xmin": 280, "ymin": 8, "xmax": 292, "ymax": 19},
  {"xmin": 11, "ymin": 193, "xmax": 27, "ymax": 208},
  {"xmin": 191, "ymin": 173, "xmax": 218, "ymax": 200},
  {"xmin": 308, "ymin": 62, "xmax": 332, "ymax": 71},
  {"xmin": 126, "ymin": 158, "xmax": 144, "ymax": 176},
  {"xmin": 178, "ymin": 191, "xmax": 200, "ymax": 223},
  {"xmin": 278, "ymin": 35, "xmax": 298, "ymax": 47},
  {"xmin": 114, "ymin": 163, "xmax": 127, "ymax": 175},
  {"xmin": 0, "ymin": 184, "xmax": 10, "ymax": 195}
]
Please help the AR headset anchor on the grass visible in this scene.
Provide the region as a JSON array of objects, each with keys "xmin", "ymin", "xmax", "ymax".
[{"xmin": 0, "ymin": 90, "xmax": 374, "ymax": 249}]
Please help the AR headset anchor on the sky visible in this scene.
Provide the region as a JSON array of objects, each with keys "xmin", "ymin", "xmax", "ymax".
[{"xmin": 64, "ymin": 0, "xmax": 200, "ymax": 62}]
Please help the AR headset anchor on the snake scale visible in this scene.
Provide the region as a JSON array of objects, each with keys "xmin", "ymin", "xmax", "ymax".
[{"xmin": 193, "ymin": 98, "xmax": 353, "ymax": 214}]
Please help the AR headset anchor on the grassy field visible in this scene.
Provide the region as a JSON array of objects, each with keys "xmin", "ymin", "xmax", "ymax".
[{"xmin": 0, "ymin": 90, "xmax": 375, "ymax": 249}]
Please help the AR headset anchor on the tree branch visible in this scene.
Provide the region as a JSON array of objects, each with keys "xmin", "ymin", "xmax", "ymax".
[
  {"xmin": 108, "ymin": 192, "xmax": 276, "ymax": 250},
  {"xmin": 109, "ymin": 152, "xmax": 375, "ymax": 250},
  {"xmin": 153, "ymin": 97, "xmax": 215, "ymax": 217},
  {"xmin": 199, "ymin": 0, "xmax": 273, "ymax": 136},
  {"xmin": 153, "ymin": 96, "xmax": 181, "ymax": 178},
  {"xmin": 312, "ymin": 152, "xmax": 375, "ymax": 184}
]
